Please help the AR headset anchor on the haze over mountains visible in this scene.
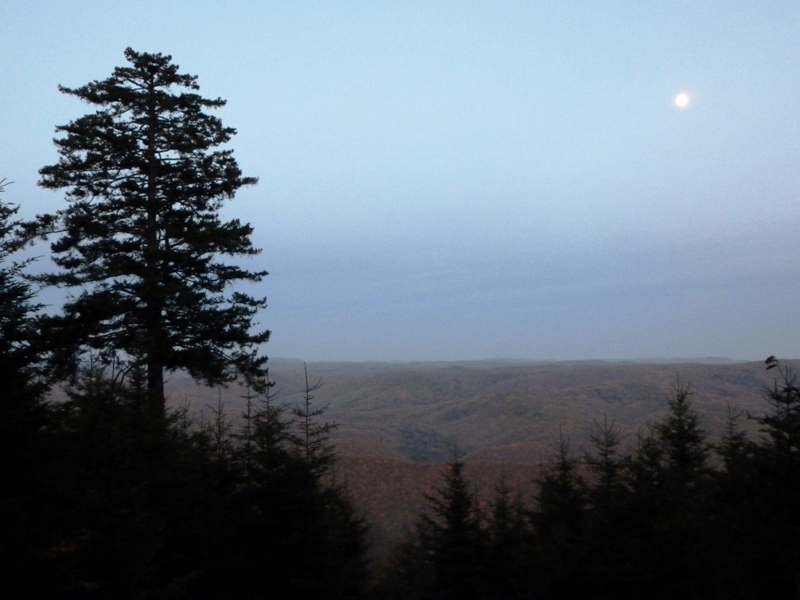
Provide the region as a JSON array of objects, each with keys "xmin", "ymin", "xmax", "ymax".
[{"xmin": 173, "ymin": 357, "xmax": 774, "ymax": 460}]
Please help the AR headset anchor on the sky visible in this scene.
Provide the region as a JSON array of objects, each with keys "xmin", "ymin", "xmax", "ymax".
[{"xmin": 2, "ymin": 1, "xmax": 799, "ymax": 362}]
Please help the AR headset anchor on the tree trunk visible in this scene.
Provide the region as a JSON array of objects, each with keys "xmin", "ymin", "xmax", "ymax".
[{"xmin": 145, "ymin": 80, "xmax": 165, "ymax": 415}]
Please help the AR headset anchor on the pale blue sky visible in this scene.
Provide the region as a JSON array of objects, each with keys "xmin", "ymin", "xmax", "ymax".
[{"xmin": 2, "ymin": 1, "xmax": 799, "ymax": 361}]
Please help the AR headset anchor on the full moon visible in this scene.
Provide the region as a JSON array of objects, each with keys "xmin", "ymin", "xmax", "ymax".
[{"xmin": 675, "ymin": 93, "xmax": 689, "ymax": 107}]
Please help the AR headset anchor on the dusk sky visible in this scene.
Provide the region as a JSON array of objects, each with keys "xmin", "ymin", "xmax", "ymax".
[{"xmin": 2, "ymin": 2, "xmax": 799, "ymax": 362}]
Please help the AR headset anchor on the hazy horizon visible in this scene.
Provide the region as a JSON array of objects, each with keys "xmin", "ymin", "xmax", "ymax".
[
  {"xmin": 3, "ymin": 2, "xmax": 799, "ymax": 362},
  {"xmin": 266, "ymin": 355, "xmax": 759, "ymax": 367}
]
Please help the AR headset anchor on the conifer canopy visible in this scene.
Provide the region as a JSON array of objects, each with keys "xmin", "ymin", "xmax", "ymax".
[{"xmin": 37, "ymin": 48, "xmax": 269, "ymax": 411}]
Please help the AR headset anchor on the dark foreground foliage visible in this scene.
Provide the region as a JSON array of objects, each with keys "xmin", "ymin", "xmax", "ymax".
[
  {"xmin": 381, "ymin": 367, "xmax": 800, "ymax": 600},
  {"xmin": 0, "ymin": 358, "xmax": 368, "ymax": 599}
]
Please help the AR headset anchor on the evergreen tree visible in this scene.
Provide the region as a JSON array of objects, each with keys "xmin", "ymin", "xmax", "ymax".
[
  {"xmin": 0, "ymin": 181, "xmax": 46, "ymax": 388},
  {"xmin": 0, "ymin": 179, "xmax": 47, "ymax": 421},
  {"xmin": 584, "ymin": 416, "xmax": 629, "ymax": 529},
  {"xmin": 758, "ymin": 357, "xmax": 800, "ymax": 463},
  {"xmin": 35, "ymin": 48, "xmax": 269, "ymax": 414},
  {"xmin": 529, "ymin": 430, "xmax": 588, "ymax": 599},
  {"xmin": 293, "ymin": 362, "xmax": 338, "ymax": 477},
  {"xmin": 485, "ymin": 474, "xmax": 531, "ymax": 599},
  {"xmin": 624, "ymin": 383, "xmax": 713, "ymax": 599},
  {"xmin": 32, "ymin": 357, "xmax": 222, "ymax": 597},
  {"xmin": 411, "ymin": 451, "xmax": 487, "ymax": 600},
  {"xmin": 582, "ymin": 417, "xmax": 633, "ymax": 599},
  {"xmin": 200, "ymin": 375, "xmax": 368, "ymax": 599},
  {"xmin": 744, "ymin": 357, "xmax": 800, "ymax": 596},
  {"xmin": 0, "ymin": 178, "xmax": 53, "ymax": 593},
  {"xmin": 651, "ymin": 383, "xmax": 710, "ymax": 489},
  {"xmin": 708, "ymin": 407, "xmax": 763, "ymax": 599},
  {"xmin": 717, "ymin": 405, "xmax": 751, "ymax": 475}
]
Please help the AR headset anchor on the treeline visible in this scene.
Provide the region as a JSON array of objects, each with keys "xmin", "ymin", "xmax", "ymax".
[
  {"xmin": 2, "ymin": 178, "xmax": 369, "ymax": 594},
  {"xmin": 377, "ymin": 365, "xmax": 800, "ymax": 599},
  {"xmin": 1, "ymin": 193, "xmax": 366, "ymax": 597},
  {"xmin": 1, "ymin": 354, "xmax": 368, "ymax": 597}
]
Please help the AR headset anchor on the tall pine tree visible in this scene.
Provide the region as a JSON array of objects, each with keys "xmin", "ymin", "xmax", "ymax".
[{"xmin": 36, "ymin": 48, "xmax": 269, "ymax": 414}]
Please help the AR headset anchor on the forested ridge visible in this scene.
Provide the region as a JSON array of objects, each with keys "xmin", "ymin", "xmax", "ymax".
[
  {"xmin": 3, "ymin": 49, "xmax": 800, "ymax": 598},
  {"xmin": 376, "ymin": 366, "xmax": 800, "ymax": 599}
]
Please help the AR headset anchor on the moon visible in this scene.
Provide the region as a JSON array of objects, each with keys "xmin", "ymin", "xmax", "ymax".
[{"xmin": 675, "ymin": 93, "xmax": 689, "ymax": 108}]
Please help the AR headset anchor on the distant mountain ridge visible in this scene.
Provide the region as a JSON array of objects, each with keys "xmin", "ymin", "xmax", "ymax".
[
  {"xmin": 168, "ymin": 357, "xmax": 783, "ymax": 463},
  {"xmin": 268, "ymin": 355, "xmax": 746, "ymax": 369}
]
